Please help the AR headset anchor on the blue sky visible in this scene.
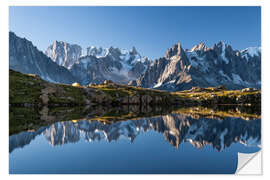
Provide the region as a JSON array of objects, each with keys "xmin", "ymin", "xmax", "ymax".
[{"xmin": 9, "ymin": 6, "xmax": 261, "ymax": 60}]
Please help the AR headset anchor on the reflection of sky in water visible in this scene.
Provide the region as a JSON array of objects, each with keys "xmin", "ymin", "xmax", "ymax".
[{"xmin": 9, "ymin": 114, "xmax": 261, "ymax": 174}]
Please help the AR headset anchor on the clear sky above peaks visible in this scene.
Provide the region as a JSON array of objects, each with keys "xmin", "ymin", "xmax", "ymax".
[{"xmin": 9, "ymin": 6, "xmax": 261, "ymax": 60}]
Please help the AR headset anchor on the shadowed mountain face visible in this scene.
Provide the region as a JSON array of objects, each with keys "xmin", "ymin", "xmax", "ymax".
[
  {"xmin": 9, "ymin": 32, "xmax": 76, "ymax": 84},
  {"xmin": 9, "ymin": 112, "xmax": 261, "ymax": 153}
]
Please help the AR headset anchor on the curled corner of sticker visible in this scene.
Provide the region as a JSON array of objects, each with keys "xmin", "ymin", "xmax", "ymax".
[{"xmin": 236, "ymin": 150, "xmax": 262, "ymax": 175}]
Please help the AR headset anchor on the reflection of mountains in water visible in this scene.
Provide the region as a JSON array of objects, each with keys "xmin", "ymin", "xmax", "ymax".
[{"xmin": 9, "ymin": 113, "xmax": 261, "ymax": 153}]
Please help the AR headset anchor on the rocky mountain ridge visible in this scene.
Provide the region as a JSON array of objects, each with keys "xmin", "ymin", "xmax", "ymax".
[
  {"xmin": 70, "ymin": 46, "xmax": 151, "ymax": 85},
  {"xmin": 9, "ymin": 32, "xmax": 261, "ymax": 91},
  {"xmin": 45, "ymin": 40, "xmax": 152, "ymax": 85},
  {"xmin": 135, "ymin": 42, "xmax": 261, "ymax": 91}
]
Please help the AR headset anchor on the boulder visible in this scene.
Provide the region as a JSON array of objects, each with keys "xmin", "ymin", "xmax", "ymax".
[
  {"xmin": 191, "ymin": 86, "xmax": 201, "ymax": 92},
  {"xmin": 129, "ymin": 95, "xmax": 140, "ymax": 104},
  {"xmin": 154, "ymin": 96, "xmax": 163, "ymax": 104},
  {"xmin": 88, "ymin": 83, "xmax": 96, "ymax": 87},
  {"xmin": 104, "ymin": 80, "xmax": 114, "ymax": 85},
  {"xmin": 121, "ymin": 96, "xmax": 129, "ymax": 104},
  {"xmin": 141, "ymin": 95, "xmax": 153, "ymax": 104},
  {"xmin": 216, "ymin": 85, "xmax": 226, "ymax": 90}
]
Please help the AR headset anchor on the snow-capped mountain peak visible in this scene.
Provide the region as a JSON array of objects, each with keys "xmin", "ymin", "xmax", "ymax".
[
  {"xmin": 86, "ymin": 46, "xmax": 108, "ymax": 58},
  {"xmin": 69, "ymin": 45, "xmax": 152, "ymax": 85},
  {"xmin": 86, "ymin": 45, "xmax": 142, "ymax": 63},
  {"xmin": 9, "ymin": 32, "xmax": 261, "ymax": 91},
  {"xmin": 241, "ymin": 47, "xmax": 261, "ymax": 60},
  {"xmin": 136, "ymin": 41, "xmax": 261, "ymax": 91}
]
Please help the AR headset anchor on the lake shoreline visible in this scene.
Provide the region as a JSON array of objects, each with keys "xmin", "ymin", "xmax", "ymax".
[{"xmin": 10, "ymin": 69, "xmax": 261, "ymax": 108}]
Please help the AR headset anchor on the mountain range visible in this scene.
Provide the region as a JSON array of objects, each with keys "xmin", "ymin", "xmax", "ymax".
[
  {"xmin": 9, "ymin": 32, "xmax": 261, "ymax": 91},
  {"xmin": 134, "ymin": 42, "xmax": 261, "ymax": 90}
]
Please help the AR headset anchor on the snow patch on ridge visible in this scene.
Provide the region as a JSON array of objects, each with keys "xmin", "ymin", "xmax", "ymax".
[
  {"xmin": 153, "ymin": 82, "xmax": 163, "ymax": 88},
  {"xmin": 220, "ymin": 43, "xmax": 229, "ymax": 64},
  {"xmin": 241, "ymin": 47, "xmax": 261, "ymax": 60},
  {"xmin": 185, "ymin": 51, "xmax": 209, "ymax": 72}
]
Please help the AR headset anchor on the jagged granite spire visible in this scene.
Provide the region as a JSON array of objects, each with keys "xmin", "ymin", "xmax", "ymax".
[
  {"xmin": 191, "ymin": 42, "xmax": 208, "ymax": 52},
  {"xmin": 165, "ymin": 42, "xmax": 185, "ymax": 59},
  {"xmin": 46, "ymin": 41, "xmax": 82, "ymax": 69},
  {"xmin": 136, "ymin": 41, "xmax": 261, "ymax": 90}
]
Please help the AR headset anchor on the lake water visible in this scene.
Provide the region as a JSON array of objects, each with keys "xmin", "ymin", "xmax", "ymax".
[{"xmin": 9, "ymin": 111, "xmax": 261, "ymax": 174}]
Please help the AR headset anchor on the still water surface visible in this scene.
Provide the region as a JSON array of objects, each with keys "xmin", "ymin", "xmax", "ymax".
[{"xmin": 9, "ymin": 112, "xmax": 261, "ymax": 174}]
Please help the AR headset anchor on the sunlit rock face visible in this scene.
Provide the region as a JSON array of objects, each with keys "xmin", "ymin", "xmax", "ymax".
[
  {"xmin": 43, "ymin": 121, "xmax": 81, "ymax": 146},
  {"xmin": 9, "ymin": 113, "xmax": 261, "ymax": 153},
  {"xmin": 136, "ymin": 41, "xmax": 261, "ymax": 91},
  {"xmin": 9, "ymin": 32, "xmax": 76, "ymax": 84},
  {"xmin": 45, "ymin": 41, "xmax": 82, "ymax": 69}
]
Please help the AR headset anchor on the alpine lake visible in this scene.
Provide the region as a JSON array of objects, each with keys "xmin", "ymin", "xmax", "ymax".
[{"xmin": 9, "ymin": 105, "xmax": 261, "ymax": 174}]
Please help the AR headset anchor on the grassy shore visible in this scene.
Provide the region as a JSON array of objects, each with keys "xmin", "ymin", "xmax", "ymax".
[{"xmin": 9, "ymin": 69, "xmax": 261, "ymax": 107}]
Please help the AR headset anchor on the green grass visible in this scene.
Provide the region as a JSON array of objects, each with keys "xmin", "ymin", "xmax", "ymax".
[
  {"xmin": 9, "ymin": 69, "xmax": 261, "ymax": 106},
  {"xmin": 173, "ymin": 89, "xmax": 260, "ymax": 102},
  {"xmin": 172, "ymin": 106, "xmax": 261, "ymax": 120},
  {"xmin": 92, "ymin": 84, "xmax": 167, "ymax": 97},
  {"xmin": 48, "ymin": 84, "xmax": 86, "ymax": 105},
  {"xmin": 9, "ymin": 70, "xmax": 44, "ymax": 104}
]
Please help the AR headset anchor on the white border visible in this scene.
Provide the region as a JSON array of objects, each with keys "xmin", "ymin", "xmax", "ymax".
[
  {"xmin": 1, "ymin": 0, "xmax": 269, "ymax": 180},
  {"xmin": 7, "ymin": 0, "xmax": 263, "ymax": 6}
]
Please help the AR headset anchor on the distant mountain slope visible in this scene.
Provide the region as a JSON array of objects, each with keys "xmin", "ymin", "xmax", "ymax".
[
  {"xmin": 44, "ymin": 39, "xmax": 152, "ymax": 85},
  {"xmin": 135, "ymin": 42, "xmax": 261, "ymax": 91},
  {"xmin": 9, "ymin": 32, "xmax": 76, "ymax": 84}
]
